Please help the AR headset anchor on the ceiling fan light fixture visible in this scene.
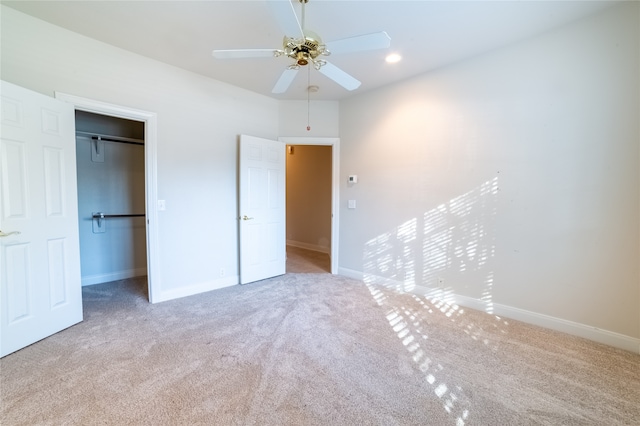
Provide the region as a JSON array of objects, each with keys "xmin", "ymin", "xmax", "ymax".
[
  {"xmin": 296, "ymin": 51, "xmax": 309, "ymax": 66},
  {"xmin": 312, "ymin": 59, "xmax": 326, "ymax": 70}
]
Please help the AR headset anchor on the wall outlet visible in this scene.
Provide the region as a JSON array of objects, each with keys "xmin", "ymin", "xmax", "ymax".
[{"xmin": 219, "ymin": 268, "xmax": 225, "ymax": 277}]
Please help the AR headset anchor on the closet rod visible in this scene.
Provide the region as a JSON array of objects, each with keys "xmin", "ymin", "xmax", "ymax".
[
  {"xmin": 92, "ymin": 213, "xmax": 145, "ymax": 219},
  {"xmin": 76, "ymin": 131, "xmax": 144, "ymax": 146}
]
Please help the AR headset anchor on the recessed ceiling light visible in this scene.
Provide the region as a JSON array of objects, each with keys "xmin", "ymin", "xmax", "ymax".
[{"xmin": 385, "ymin": 53, "xmax": 402, "ymax": 64}]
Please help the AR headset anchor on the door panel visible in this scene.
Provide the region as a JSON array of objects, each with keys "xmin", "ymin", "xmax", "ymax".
[
  {"xmin": 239, "ymin": 135, "xmax": 285, "ymax": 284},
  {"xmin": 2, "ymin": 140, "xmax": 28, "ymax": 217},
  {"xmin": 5, "ymin": 243, "xmax": 30, "ymax": 322},
  {"xmin": 47, "ymin": 238, "xmax": 68, "ymax": 308},
  {"xmin": 43, "ymin": 146, "xmax": 65, "ymax": 216},
  {"xmin": 1, "ymin": 80, "xmax": 82, "ymax": 357}
]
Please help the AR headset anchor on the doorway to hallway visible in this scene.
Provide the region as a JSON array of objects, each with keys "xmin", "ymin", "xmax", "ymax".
[{"xmin": 281, "ymin": 137, "xmax": 340, "ymax": 274}]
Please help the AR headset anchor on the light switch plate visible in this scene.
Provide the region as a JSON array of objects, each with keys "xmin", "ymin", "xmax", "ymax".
[{"xmin": 348, "ymin": 200, "xmax": 356, "ymax": 209}]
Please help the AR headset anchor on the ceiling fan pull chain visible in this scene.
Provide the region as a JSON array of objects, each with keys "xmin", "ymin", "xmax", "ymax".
[{"xmin": 307, "ymin": 65, "xmax": 311, "ymax": 131}]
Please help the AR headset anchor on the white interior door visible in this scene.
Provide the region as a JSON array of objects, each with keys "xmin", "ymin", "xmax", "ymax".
[
  {"xmin": 238, "ymin": 134, "xmax": 285, "ymax": 284},
  {"xmin": 1, "ymin": 81, "xmax": 82, "ymax": 357}
]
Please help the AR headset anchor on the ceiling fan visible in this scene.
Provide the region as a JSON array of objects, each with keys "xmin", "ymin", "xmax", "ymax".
[{"xmin": 212, "ymin": 0, "xmax": 391, "ymax": 94}]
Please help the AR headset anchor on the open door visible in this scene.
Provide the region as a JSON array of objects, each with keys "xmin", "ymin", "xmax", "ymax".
[
  {"xmin": 238, "ymin": 135, "xmax": 285, "ymax": 284},
  {"xmin": 1, "ymin": 81, "xmax": 82, "ymax": 357}
]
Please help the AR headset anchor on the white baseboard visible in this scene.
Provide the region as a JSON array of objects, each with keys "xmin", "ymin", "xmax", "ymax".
[
  {"xmin": 153, "ymin": 275, "xmax": 239, "ymax": 304},
  {"xmin": 82, "ymin": 267, "xmax": 147, "ymax": 286},
  {"xmin": 338, "ymin": 267, "xmax": 362, "ymax": 280},
  {"xmin": 495, "ymin": 301, "xmax": 639, "ymax": 354},
  {"xmin": 338, "ymin": 269, "xmax": 640, "ymax": 354},
  {"xmin": 287, "ymin": 240, "xmax": 330, "ymax": 254}
]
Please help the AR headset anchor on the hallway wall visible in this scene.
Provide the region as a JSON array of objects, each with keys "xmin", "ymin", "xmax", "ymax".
[{"xmin": 286, "ymin": 145, "xmax": 332, "ymax": 253}]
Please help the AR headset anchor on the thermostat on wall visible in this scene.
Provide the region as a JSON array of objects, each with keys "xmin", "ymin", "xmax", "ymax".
[{"xmin": 348, "ymin": 175, "xmax": 358, "ymax": 183}]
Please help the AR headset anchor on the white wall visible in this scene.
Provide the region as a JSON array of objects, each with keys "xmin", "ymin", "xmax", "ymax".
[
  {"xmin": 338, "ymin": 2, "xmax": 639, "ymax": 349},
  {"xmin": 279, "ymin": 100, "xmax": 339, "ymax": 137},
  {"xmin": 1, "ymin": 5, "xmax": 279, "ymax": 300}
]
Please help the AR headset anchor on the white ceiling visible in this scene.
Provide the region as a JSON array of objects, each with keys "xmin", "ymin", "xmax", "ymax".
[{"xmin": 3, "ymin": 0, "xmax": 617, "ymax": 101}]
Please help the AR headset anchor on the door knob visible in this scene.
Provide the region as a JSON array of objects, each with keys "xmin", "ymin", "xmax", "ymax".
[
  {"xmin": 0, "ymin": 230, "xmax": 21, "ymax": 237},
  {"xmin": 241, "ymin": 215, "xmax": 254, "ymax": 221}
]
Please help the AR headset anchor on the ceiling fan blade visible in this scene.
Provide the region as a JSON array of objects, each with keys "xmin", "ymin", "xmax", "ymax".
[
  {"xmin": 272, "ymin": 68, "xmax": 299, "ymax": 94},
  {"xmin": 318, "ymin": 62, "xmax": 361, "ymax": 91},
  {"xmin": 326, "ymin": 31, "xmax": 391, "ymax": 55},
  {"xmin": 212, "ymin": 49, "xmax": 276, "ymax": 59},
  {"xmin": 266, "ymin": 0, "xmax": 304, "ymax": 39}
]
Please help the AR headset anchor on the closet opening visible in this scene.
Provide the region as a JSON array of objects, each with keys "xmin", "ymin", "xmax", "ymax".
[{"xmin": 75, "ymin": 110, "xmax": 149, "ymax": 298}]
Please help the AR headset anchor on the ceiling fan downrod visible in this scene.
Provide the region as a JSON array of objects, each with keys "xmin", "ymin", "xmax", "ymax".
[
  {"xmin": 299, "ymin": 0, "xmax": 308, "ymax": 31},
  {"xmin": 274, "ymin": 0, "xmax": 329, "ymax": 69}
]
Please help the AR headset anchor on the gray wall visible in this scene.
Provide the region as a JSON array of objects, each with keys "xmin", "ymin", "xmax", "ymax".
[{"xmin": 339, "ymin": 2, "xmax": 639, "ymax": 345}]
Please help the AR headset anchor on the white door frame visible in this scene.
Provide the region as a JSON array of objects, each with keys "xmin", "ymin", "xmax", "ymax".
[
  {"xmin": 279, "ymin": 137, "xmax": 339, "ymax": 274},
  {"xmin": 54, "ymin": 92, "xmax": 160, "ymax": 303}
]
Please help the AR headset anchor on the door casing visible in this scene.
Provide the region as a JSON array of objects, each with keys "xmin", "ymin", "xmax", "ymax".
[
  {"xmin": 55, "ymin": 92, "xmax": 161, "ymax": 303},
  {"xmin": 279, "ymin": 137, "xmax": 339, "ymax": 274}
]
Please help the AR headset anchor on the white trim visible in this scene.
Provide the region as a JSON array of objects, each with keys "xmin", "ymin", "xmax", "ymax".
[
  {"xmin": 451, "ymin": 292, "xmax": 640, "ymax": 354},
  {"xmin": 153, "ymin": 276, "xmax": 238, "ymax": 303},
  {"xmin": 54, "ymin": 92, "xmax": 161, "ymax": 303},
  {"xmin": 286, "ymin": 240, "xmax": 330, "ymax": 254},
  {"xmin": 338, "ymin": 267, "xmax": 362, "ymax": 280},
  {"xmin": 340, "ymin": 269, "xmax": 640, "ymax": 354},
  {"xmin": 279, "ymin": 137, "xmax": 340, "ymax": 274},
  {"xmin": 81, "ymin": 268, "xmax": 147, "ymax": 287}
]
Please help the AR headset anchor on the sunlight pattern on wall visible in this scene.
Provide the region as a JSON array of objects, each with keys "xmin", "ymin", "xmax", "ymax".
[
  {"xmin": 363, "ymin": 176, "xmax": 499, "ymax": 312},
  {"xmin": 422, "ymin": 177, "xmax": 499, "ymax": 312}
]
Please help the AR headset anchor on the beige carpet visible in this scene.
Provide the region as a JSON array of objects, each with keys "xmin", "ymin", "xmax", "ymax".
[{"xmin": 1, "ymin": 271, "xmax": 639, "ymax": 425}]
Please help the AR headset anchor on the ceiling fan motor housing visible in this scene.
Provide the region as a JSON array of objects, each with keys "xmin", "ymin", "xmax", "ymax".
[{"xmin": 283, "ymin": 34, "xmax": 327, "ymax": 67}]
